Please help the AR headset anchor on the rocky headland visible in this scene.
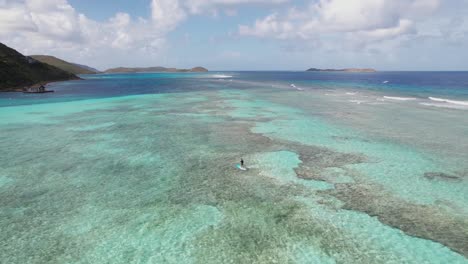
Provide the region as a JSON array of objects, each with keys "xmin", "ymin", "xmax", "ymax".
[{"xmin": 0, "ymin": 43, "xmax": 80, "ymax": 92}]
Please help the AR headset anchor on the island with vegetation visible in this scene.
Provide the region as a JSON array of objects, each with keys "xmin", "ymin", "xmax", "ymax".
[
  {"xmin": 30, "ymin": 55, "xmax": 100, "ymax": 75},
  {"xmin": 0, "ymin": 43, "xmax": 79, "ymax": 92},
  {"xmin": 307, "ymin": 68, "xmax": 376, "ymax": 72},
  {"xmin": 104, "ymin": 66, "xmax": 208, "ymax": 73}
]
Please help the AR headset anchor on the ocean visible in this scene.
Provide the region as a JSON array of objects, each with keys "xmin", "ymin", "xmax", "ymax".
[{"xmin": 0, "ymin": 72, "xmax": 467, "ymax": 263}]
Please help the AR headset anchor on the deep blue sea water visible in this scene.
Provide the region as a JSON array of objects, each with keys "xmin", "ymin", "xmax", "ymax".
[
  {"xmin": 1, "ymin": 71, "xmax": 467, "ymax": 107},
  {"xmin": 239, "ymin": 71, "xmax": 468, "ymax": 98},
  {"xmin": 1, "ymin": 72, "xmax": 467, "ymax": 263}
]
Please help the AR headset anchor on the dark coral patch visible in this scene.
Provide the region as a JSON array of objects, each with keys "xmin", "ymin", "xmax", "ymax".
[
  {"xmin": 323, "ymin": 183, "xmax": 468, "ymax": 257},
  {"xmin": 424, "ymin": 172, "xmax": 461, "ymax": 181}
]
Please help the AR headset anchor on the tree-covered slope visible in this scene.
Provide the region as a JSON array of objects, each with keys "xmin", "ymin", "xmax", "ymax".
[
  {"xmin": 0, "ymin": 43, "xmax": 79, "ymax": 91},
  {"xmin": 30, "ymin": 55, "xmax": 99, "ymax": 75}
]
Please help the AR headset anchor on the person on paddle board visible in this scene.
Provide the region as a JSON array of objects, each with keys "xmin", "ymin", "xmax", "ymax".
[{"xmin": 240, "ymin": 158, "xmax": 244, "ymax": 167}]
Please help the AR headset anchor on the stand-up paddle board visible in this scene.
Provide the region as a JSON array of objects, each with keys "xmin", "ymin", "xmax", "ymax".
[{"xmin": 236, "ymin": 164, "xmax": 247, "ymax": 171}]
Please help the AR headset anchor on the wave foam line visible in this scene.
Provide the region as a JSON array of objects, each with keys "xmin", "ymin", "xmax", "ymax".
[
  {"xmin": 428, "ymin": 97, "xmax": 468, "ymax": 106},
  {"xmin": 212, "ymin": 74, "xmax": 233, "ymax": 78},
  {"xmin": 383, "ymin": 96, "xmax": 417, "ymax": 101},
  {"xmin": 349, "ymin": 100, "xmax": 366, "ymax": 105},
  {"xmin": 420, "ymin": 103, "xmax": 468, "ymax": 110}
]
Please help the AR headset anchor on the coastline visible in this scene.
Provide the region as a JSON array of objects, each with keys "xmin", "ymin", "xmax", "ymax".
[{"xmin": 0, "ymin": 76, "xmax": 81, "ymax": 93}]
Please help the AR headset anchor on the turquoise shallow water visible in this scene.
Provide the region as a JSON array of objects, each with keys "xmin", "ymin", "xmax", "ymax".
[{"xmin": 0, "ymin": 73, "xmax": 467, "ymax": 263}]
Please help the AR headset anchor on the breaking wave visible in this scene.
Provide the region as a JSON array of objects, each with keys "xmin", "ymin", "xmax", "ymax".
[
  {"xmin": 428, "ymin": 97, "xmax": 468, "ymax": 106},
  {"xmin": 383, "ymin": 96, "xmax": 417, "ymax": 101},
  {"xmin": 212, "ymin": 74, "xmax": 233, "ymax": 78},
  {"xmin": 420, "ymin": 103, "xmax": 468, "ymax": 110}
]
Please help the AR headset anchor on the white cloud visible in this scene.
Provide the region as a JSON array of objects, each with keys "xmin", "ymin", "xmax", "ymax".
[
  {"xmin": 0, "ymin": 0, "xmax": 185, "ymax": 69},
  {"xmin": 358, "ymin": 19, "xmax": 416, "ymax": 40},
  {"xmin": 184, "ymin": 0, "xmax": 288, "ymax": 14},
  {"xmin": 3, "ymin": 0, "xmax": 459, "ymax": 70},
  {"xmin": 27, "ymin": 0, "xmax": 82, "ymax": 41},
  {"xmin": 239, "ymin": 0, "xmax": 440, "ymax": 44},
  {"xmin": 0, "ymin": 3, "xmax": 37, "ymax": 33},
  {"xmin": 151, "ymin": 0, "xmax": 186, "ymax": 30},
  {"xmin": 239, "ymin": 13, "xmax": 294, "ymax": 39},
  {"xmin": 0, "ymin": 0, "xmax": 291, "ymax": 69}
]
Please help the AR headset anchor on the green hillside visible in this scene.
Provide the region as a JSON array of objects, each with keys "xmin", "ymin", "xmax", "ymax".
[
  {"xmin": 0, "ymin": 43, "xmax": 79, "ymax": 92},
  {"xmin": 30, "ymin": 55, "xmax": 98, "ymax": 74}
]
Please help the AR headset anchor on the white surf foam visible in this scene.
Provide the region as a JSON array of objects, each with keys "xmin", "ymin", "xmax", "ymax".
[
  {"xmin": 349, "ymin": 100, "xmax": 366, "ymax": 105},
  {"xmin": 420, "ymin": 103, "xmax": 468, "ymax": 110},
  {"xmin": 212, "ymin": 74, "xmax": 233, "ymax": 78},
  {"xmin": 428, "ymin": 97, "xmax": 468, "ymax": 106},
  {"xmin": 383, "ymin": 96, "xmax": 417, "ymax": 101},
  {"xmin": 346, "ymin": 92, "xmax": 357, "ymax": 95}
]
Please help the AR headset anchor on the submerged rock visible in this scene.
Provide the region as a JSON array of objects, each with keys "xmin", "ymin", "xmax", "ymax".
[
  {"xmin": 294, "ymin": 167, "xmax": 326, "ymax": 182},
  {"xmin": 424, "ymin": 172, "xmax": 461, "ymax": 181}
]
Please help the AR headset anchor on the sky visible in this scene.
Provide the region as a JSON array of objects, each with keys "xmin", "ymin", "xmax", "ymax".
[{"xmin": 1, "ymin": 0, "xmax": 468, "ymax": 71}]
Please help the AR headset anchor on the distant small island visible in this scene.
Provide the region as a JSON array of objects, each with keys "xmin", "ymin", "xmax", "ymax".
[
  {"xmin": 104, "ymin": 66, "xmax": 208, "ymax": 73},
  {"xmin": 0, "ymin": 41, "xmax": 210, "ymax": 92},
  {"xmin": 306, "ymin": 68, "xmax": 376, "ymax": 72}
]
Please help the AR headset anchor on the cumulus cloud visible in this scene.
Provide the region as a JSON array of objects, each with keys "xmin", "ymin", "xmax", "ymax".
[
  {"xmin": 0, "ymin": 2, "xmax": 37, "ymax": 33},
  {"xmin": 184, "ymin": 0, "xmax": 288, "ymax": 14},
  {"xmin": 239, "ymin": 0, "xmax": 440, "ymax": 44},
  {"xmin": 0, "ymin": 0, "xmax": 188, "ymax": 68},
  {"xmin": 151, "ymin": 0, "xmax": 186, "ymax": 30},
  {"xmin": 0, "ymin": 0, "xmax": 290, "ymax": 69},
  {"xmin": 3, "ymin": 0, "xmax": 458, "ymax": 70},
  {"xmin": 239, "ymin": 13, "xmax": 294, "ymax": 39},
  {"xmin": 27, "ymin": 0, "xmax": 82, "ymax": 41}
]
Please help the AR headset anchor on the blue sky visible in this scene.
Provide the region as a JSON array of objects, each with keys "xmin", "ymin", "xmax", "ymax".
[
  {"xmin": 68, "ymin": 0, "xmax": 152, "ymax": 21},
  {"xmin": 1, "ymin": 0, "xmax": 467, "ymax": 71}
]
